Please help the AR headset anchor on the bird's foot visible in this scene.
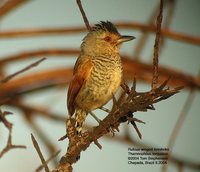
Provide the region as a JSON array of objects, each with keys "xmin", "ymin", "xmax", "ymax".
[
  {"xmin": 89, "ymin": 111, "xmax": 102, "ymax": 124},
  {"xmin": 99, "ymin": 106, "xmax": 111, "ymax": 113}
]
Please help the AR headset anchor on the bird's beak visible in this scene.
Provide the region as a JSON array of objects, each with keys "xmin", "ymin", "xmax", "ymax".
[{"xmin": 117, "ymin": 35, "xmax": 135, "ymax": 44}]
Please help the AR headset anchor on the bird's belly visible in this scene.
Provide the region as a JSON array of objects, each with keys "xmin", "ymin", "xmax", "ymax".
[{"xmin": 76, "ymin": 70, "xmax": 122, "ymax": 111}]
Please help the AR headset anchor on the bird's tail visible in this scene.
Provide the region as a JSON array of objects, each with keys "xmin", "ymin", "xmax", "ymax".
[{"xmin": 75, "ymin": 109, "xmax": 87, "ymax": 135}]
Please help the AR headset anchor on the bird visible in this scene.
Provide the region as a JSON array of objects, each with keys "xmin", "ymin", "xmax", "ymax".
[{"xmin": 67, "ymin": 21, "xmax": 135, "ymax": 134}]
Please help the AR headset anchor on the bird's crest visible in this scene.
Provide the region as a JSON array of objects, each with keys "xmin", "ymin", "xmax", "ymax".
[{"xmin": 92, "ymin": 21, "xmax": 120, "ymax": 35}]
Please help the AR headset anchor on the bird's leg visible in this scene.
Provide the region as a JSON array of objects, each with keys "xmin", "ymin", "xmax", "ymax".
[
  {"xmin": 99, "ymin": 106, "xmax": 111, "ymax": 113},
  {"xmin": 89, "ymin": 111, "xmax": 101, "ymax": 124}
]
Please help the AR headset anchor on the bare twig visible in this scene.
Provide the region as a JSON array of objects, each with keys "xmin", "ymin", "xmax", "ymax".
[
  {"xmin": 29, "ymin": 120, "xmax": 57, "ymax": 165},
  {"xmin": 0, "ymin": 27, "xmax": 87, "ymax": 38},
  {"xmin": 0, "ymin": 0, "xmax": 28, "ymax": 17},
  {"xmin": 169, "ymin": 90, "xmax": 195, "ymax": 152},
  {"xmin": 116, "ymin": 22, "xmax": 200, "ymax": 46},
  {"xmin": 0, "ymin": 62, "xmax": 199, "ymax": 104},
  {"xmin": 1, "ymin": 23, "xmax": 199, "ymax": 45},
  {"xmin": 163, "ymin": 0, "xmax": 176, "ymax": 29},
  {"xmin": 76, "ymin": 0, "xmax": 91, "ymax": 31},
  {"xmin": 134, "ymin": 0, "xmax": 176, "ymax": 59},
  {"xmin": 0, "ymin": 57, "xmax": 46, "ymax": 84},
  {"xmin": 10, "ymin": 101, "xmax": 66, "ymax": 122},
  {"xmin": 152, "ymin": 0, "xmax": 163, "ymax": 89},
  {"xmin": 36, "ymin": 150, "xmax": 60, "ymax": 172},
  {"xmin": 0, "ymin": 109, "xmax": 12, "ymax": 129},
  {"xmin": 133, "ymin": 2, "xmax": 160, "ymax": 59},
  {"xmin": 0, "ymin": 126, "xmax": 26, "ymax": 158},
  {"xmin": 0, "ymin": 56, "xmax": 46, "ymax": 159},
  {"xmin": 0, "ymin": 49, "xmax": 79, "ymax": 64},
  {"xmin": 162, "ymin": 89, "xmax": 196, "ymax": 172},
  {"xmin": 31, "ymin": 133, "xmax": 50, "ymax": 172},
  {"xmin": 161, "ymin": 0, "xmax": 176, "ymax": 42},
  {"xmin": 0, "ymin": 109, "xmax": 26, "ymax": 158},
  {"xmin": 0, "ymin": 127, "xmax": 26, "ymax": 158},
  {"xmin": 162, "ymin": 71, "xmax": 200, "ymax": 172},
  {"xmin": 0, "ymin": 52, "xmax": 199, "ymax": 104}
]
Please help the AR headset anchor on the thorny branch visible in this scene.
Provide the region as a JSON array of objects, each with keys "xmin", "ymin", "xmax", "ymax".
[{"xmin": 52, "ymin": 80, "xmax": 182, "ymax": 172}]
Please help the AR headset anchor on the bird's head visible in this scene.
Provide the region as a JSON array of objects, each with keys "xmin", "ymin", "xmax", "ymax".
[{"xmin": 81, "ymin": 21, "xmax": 135, "ymax": 56}]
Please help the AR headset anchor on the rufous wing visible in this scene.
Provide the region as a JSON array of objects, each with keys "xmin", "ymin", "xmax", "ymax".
[{"xmin": 67, "ymin": 59, "xmax": 93, "ymax": 116}]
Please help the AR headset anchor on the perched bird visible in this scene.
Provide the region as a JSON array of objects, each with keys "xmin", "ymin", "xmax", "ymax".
[{"xmin": 67, "ymin": 21, "xmax": 135, "ymax": 134}]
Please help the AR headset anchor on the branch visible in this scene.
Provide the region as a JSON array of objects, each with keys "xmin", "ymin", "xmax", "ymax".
[
  {"xmin": 0, "ymin": 109, "xmax": 26, "ymax": 159},
  {"xmin": 36, "ymin": 150, "xmax": 61, "ymax": 172},
  {"xmin": 0, "ymin": 57, "xmax": 46, "ymax": 158},
  {"xmin": 163, "ymin": 0, "xmax": 176, "ymax": 29},
  {"xmin": 0, "ymin": 22, "xmax": 199, "ymax": 45},
  {"xmin": 0, "ymin": 49, "xmax": 199, "ymax": 92},
  {"xmin": 133, "ymin": 0, "xmax": 176, "ymax": 59},
  {"xmin": 0, "ymin": 57, "xmax": 46, "ymax": 84},
  {"xmin": 10, "ymin": 101, "xmax": 66, "ymax": 122},
  {"xmin": 52, "ymin": 80, "xmax": 182, "ymax": 171},
  {"xmin": 76, "ymin": 0, "xmax": 91, "ymax": 31},
  {"xmin": 0, "ymin": 109, "xmax": 12, "ymax": 129},
  {"xmin": 152, "ymin": 0, "xmax": 163, "ymax": 89},
  {"xmin": 133, "ymin": 2, "xmax": 160, "ymax": 59},
  {"xmin": 0, "ymin": 126, "xmax": 26, "ymax": 158},
  {"xmin": 29, "ymin": 120, "xmax": 57, "ymax": 165},
  {"xmin": 0, "ymin": 57, "xmax": 199, "ymax": 104},
  {"xmin": 31, "ymin": 134, "xmax": 50, "ymax": 172},
  {"xmin": 0, "ymin": 49, "xmax": 79, "ymax": 64},
  {"xmin": 0, "ymin": 0, "xmax": 28, "ymax": 17},
  {"xmin": 162, "ymin": 88, "xmax": 196, "ymax": 172}
]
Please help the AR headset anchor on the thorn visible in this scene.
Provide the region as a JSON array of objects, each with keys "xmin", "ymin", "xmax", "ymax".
[
  {"xmin": 131, "ymin": 78, "xmax": 137, "ymax": 92},
  {"xmin": 157, "ymin": 77, "xmax": 171, "ymax": 91},
  {"xmin": 120, "ymin": 83, "xmax": 130, "ymax": 94},
  {"xmin": 128, "ymin": 117, "xmax": 146, "ymax": 124},
  {"xmin": 131, "ymin": 121, "xmax": 142, "ymax": 139},
  {"xmin": 93, "ymin": 138, "xmax": 102, "ymax": 149},
  {"xmin": 58, "ymin": 134, "xmax": 68, "ymax": 141},
  {"xmin": 112, "ymin": 93, "xmax": 118, "ymax": 107}
]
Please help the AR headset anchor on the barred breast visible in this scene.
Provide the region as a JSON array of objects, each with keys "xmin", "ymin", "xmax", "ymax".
[{"xmin": 76, "ymin": 54, "xmax": 123, "ymax": 111}]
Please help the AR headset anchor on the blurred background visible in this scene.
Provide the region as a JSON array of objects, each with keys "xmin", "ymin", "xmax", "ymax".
[{"xmin": 0, "ymin": 0, "xmax": 200, "ymax": 172}]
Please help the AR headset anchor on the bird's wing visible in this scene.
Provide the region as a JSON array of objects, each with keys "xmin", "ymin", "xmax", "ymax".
[{"xmin": 67, "ymin": 58, "xmax": 93, "ymax": 116}]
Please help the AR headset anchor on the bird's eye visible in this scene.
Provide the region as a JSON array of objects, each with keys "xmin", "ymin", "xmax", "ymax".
[{"xmin": 104, "ymin": 36, "xmax": 111, "ymax": 42}]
